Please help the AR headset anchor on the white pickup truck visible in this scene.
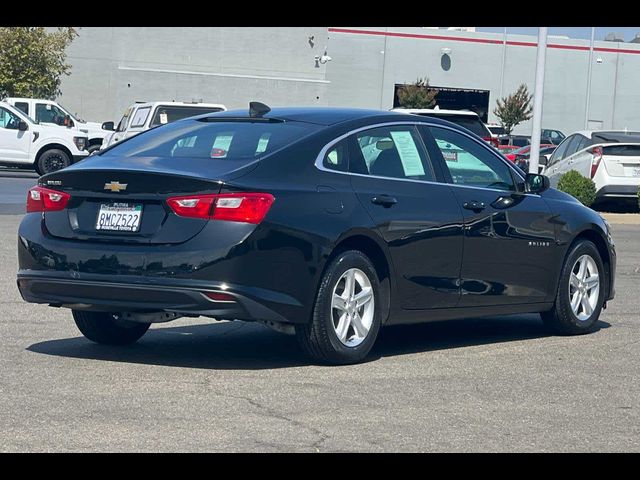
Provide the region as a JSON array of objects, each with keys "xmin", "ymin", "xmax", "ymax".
[
  {"xmin": 101, "ymin": 101, "xmax": 226, "ymax": 149},
  {"xmin": 0, "ymin": 101, "xmax": 89, "ymax": 174},
  {"xmin": 4, "ymin": 97, "xmax": 111, "ymax": 153}
]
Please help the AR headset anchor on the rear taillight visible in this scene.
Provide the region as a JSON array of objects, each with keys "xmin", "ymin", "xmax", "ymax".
[
  {"xmin": 166, "ymin": 193, "xmax": 275, "ymax": 224},
  {"xmin": 590, "ymin": 146, "xmax": 603, "ymax": 178},
  {"xmin": 26, "ymin": 186, "xmax": 71, "ymax": 213}
]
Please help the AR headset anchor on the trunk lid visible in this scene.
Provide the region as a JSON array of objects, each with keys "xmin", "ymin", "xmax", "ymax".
[
  {"xmin": 40, "ymin": 156, "xmax": 256, "ymax": 244},
  {"xmin": 602, "ymin": 144, "xmax": 640, "ymax": 178}
]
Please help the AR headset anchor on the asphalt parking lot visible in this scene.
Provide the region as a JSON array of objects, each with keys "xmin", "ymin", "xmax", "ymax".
[{"xmin": 0, "ymin": 171, "xmax": 638, "ymax": 452}]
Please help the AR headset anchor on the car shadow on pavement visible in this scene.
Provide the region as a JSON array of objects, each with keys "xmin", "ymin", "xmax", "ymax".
[{"xmin": 27, "ymin": 314, "xmax": 611, "ymax": 370}]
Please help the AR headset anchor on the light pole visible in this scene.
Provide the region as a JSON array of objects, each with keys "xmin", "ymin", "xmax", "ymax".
[
  {"xmin": 584, "ymin": 27, "xmax": 595, "ymax": 129},
  {"xmin": 528, "ymin": 27, "xmax": 548, "ymax": 175}
]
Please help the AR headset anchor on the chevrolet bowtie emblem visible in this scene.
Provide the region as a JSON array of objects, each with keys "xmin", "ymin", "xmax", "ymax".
[{"xmin": 104, "ymin": 181, "xmax": 128, "ymax": 192}]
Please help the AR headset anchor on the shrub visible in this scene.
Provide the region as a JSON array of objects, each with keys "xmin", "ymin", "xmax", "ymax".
[{"xmin": 557, "ymin": 170, "xmax": 597, "ymax": 207}]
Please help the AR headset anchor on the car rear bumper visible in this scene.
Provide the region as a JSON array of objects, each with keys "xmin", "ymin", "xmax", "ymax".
[
  {"xmin": 16, "ymin": 271, "xmax": 298, "ymax": 323},
  {"xmin": 596, "ymin": 184, "xmax": 640, "ymax": 198}
]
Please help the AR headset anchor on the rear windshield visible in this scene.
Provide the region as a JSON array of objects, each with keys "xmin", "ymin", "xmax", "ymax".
[
  {"xmin": 416, "ymin": 113, "xmax": 489, "ymax": 138},
  {"xmin": 100, "ymin": 119, "xmax": 322, "ymax": 160},
  {"xmin": 603, "ymin": 145, "xmax": 640, "ymax": 156},
  {"xmin": 149, "ymin": 106, "xmax": 225, "ymax": 127},
  {"xmin": 592, "ymin": 132, "xmax": 640, "ymax": 144},
  {"xmin": 488, "ymin": 126, "xmax": 506, "ymax": 135}
]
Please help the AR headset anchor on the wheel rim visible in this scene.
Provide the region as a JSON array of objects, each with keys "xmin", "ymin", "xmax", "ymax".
[
  {"xmin": 568, "ymin": 254, "xmax": 600, "ymax": 321},
  {"xmin": 43, "ymin": 154, "xmax": 68, "ymax": 173},
  {"xmin": 331, "ymin": 268, "xmax": 375, "ymax": 347}
]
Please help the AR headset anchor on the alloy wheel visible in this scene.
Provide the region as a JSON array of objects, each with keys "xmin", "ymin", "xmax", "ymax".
[
  {"xmin": 331, "ymin": 268, "xmax": 375, "ymax": 347},
  {"xmin": 568, "ymin": 254, "xmax": 600, "ymax": 321}
]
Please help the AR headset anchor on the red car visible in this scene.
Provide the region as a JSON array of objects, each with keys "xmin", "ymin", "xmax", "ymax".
[{"xmin": 504, "ymin": 144, "xmax": 555, "ymax": 162}]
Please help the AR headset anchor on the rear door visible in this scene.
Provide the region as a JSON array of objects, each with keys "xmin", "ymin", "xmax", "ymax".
[
  {"xmin": 426, "ymin": 125, "xmax": 558, "ymax": 307},
  {"xmin": 545, "ymin": 135, "xmax": 574, "ymax": 186},
  {"xmin": 347, "ymin": 124, "xmax": 464, "ymax": 309}
]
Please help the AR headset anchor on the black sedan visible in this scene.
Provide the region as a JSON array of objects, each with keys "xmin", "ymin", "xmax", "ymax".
[{"xmin": 16, "ymin": 104, "xmax": 616, "ymax": 364}]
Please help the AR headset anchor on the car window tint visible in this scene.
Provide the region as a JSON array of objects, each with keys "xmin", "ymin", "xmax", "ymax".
[
  {"xmin": 351, "ymin": 126, "xmax": 435, "ymax": 181},
  {"xmin": 323, "ymin": 140, "xmax": 348, "ymax": 172},
  {"xmin": 563, "ymin": 135, "xmax": 583, "ymax": 158},
  {"xmin": 575, "ymin": 135, "xmax": 590, "ymax": 152},
  {"xmin": 14, "ymin": 102, "xmax": 29, "ymax": 115},
  {"xmin": 104, "ymin": 120, "xmax": 322, "ymax": 161},
  {"xmin": 430, "ymin": 126, "xmax": 516, "ymax": 191},
  {"xmin": 35, "ymin": 103, "xmax": 66, "ymax": 124}
]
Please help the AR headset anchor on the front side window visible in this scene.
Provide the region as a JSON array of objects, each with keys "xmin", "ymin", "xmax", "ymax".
[
  {"xmin": 129, "ymin": 107, "xmax": 151, "ymax": 128},
  {"xmin": 35, "ymin": 103, "xmax": 67, "ymax": 125},
  {"xmin": 350, "ymin": 125, "xmax": 435, "ymax": 181},
  {"xmin": 116, "ymin": 108, "xmax": 133, "ymax": 132},
  {"xmin": 430, "ymin": 126, "xmax": 516, "ymax": 191},
  {"xmin": 0, "ymin": 107, "xmax": 21, "ymax": 129}
]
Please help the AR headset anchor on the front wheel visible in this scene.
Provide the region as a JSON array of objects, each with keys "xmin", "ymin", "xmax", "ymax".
[
  {"xmin": 296, "ymin": 250, "xmax": 381, "ymax": 365},
  {"xmin": 541, "ymin": 240, "xmax": 605, "ymax": 335},
  {"xmin": 72, "ymin": 310, "xmax": 150, "ymax": 345},
  {"xmin": 36, "ymin": 149, "xmax": 71, "ymax": 175}
]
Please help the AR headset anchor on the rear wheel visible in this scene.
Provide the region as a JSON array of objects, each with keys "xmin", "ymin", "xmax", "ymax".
[
  {"xmin": 541, "ymin": 240, "xmax": 605, "ymax": 335},
  {"xmin": 36, "ymin": 149, "xmax": 71, "ymax": 175},
  {"xmin": 296, "ymin": 250, "xmax": 381, "ymax": 365},
  {"xmin": 72, "ymin": 310, "xmax": 150, "ymax": 345}
]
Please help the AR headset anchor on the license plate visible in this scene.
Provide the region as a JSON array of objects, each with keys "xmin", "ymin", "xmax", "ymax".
[
  {"xmin": 633, "ymin": 167, "xmax": 640, "ymax": 177},
  {"xmin": 96, "ymin": 203, "xmax": 142, "ymax": 232}
]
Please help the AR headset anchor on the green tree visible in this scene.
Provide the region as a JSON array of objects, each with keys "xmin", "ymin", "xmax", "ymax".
[
  {"xmin": 493, "ymin": 84, "xmax": 533, "ymax": 135},
  {"xmin": 397, "ymin": 77, "xmax": 438, "ymax": 109},
  {"xmin": 0, "ymin": 27, "xmax": 78, "ymax": 99}
]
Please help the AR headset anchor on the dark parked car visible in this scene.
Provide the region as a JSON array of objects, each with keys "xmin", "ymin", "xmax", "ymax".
[{"xmin": 17, "ymin": 104, "xmax": 616, "ymax": 364}]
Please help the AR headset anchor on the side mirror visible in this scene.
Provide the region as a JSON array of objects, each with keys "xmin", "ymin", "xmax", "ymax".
[
  {"xmin": 101, "ymin": 121, "xmax": 115, "ymax": 131},
  {"xmin": 18, "ymin": 120, "xmax": 28, "ymax": 131},
  {"xmin": 538, "ymin": 155, "xmax": 548, "ymax": 166},
  {"xmin": 525, "ymin": 173, "xmax": 550, "ymax": 194}
]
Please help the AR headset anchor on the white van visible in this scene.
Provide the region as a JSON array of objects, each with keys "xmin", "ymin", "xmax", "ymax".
[
  {"xmin": 4, "ymin": 97, "xmax": 110, "ymax": 153},
  {"xmin": 102, "ymin": 101, "xmax": 227, "ymax": 149}
]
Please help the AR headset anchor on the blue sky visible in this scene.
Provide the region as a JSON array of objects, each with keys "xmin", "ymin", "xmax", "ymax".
[{"xmin": 476, "ymin": 27, "xmax": 640, "ymax": 41}]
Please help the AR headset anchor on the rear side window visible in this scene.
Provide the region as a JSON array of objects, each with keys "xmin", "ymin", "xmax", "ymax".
[
  {"xmin": 323, "ymin": 140, "xmax": 349, "ymax": 172},
  {"xmin": 102, "ymin": 119, "xmax": 322, "ymax": 161},
  {"xmin": 14, "ymin": 102, "xmax": 29, "ymax": 115},
  {"xmin": 350, "ymin": 125, "xmax": 435, "ymax": 181},
  {"xmin": 150, "ymin": 106, "xmax": 225, "ymax": 127}
]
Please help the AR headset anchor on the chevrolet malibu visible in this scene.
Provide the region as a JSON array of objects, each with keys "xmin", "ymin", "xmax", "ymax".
[{"xmin": 16, "ymin": 104, "xmax": 616, "ymax": 364}]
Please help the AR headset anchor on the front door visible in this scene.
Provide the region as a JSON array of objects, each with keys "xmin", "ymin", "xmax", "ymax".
[
  {"xmin": 347, "ymin": 124, "xmax": 464, "ymax": 309},
  {"xmin": 0, "ymin": 106, "xmax": 31, "ymax": 164},
  {"xmin": 427, "ymin": 125, "xmax": 558, "ymax": 307}
]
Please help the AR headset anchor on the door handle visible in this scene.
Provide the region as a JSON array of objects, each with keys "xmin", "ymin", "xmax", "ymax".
[
  {"xmin": 463, "ymin": 200, "xmax": 486, "ymax": 212},
  {"xmin": 371, "ymin": 195, "xmax": 398, "ymax": 207}
]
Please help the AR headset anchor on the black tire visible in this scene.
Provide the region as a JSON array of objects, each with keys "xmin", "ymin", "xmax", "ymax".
[
  {"xmin": 87, "ymin": 143, "xmax": 102, "ymax": 154},
  {"xmin": 36, "ymin": 149, "xmax": 71, "ymax": 175},
  {"xmin": 541, "ymin": 240, "xmax": 605, "ymax": 335},
  {"xmin": 72, "ymin": 310, "xmax": 150, "ymax": 345},
  {"xmin": 296, "ymin": 250, "xmax": 382, "ymax": 365}
]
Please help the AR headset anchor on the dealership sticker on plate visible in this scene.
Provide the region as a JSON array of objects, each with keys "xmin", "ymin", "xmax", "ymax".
[{"xmin": 96, "ymin": 204, "xmax": 143, "ymax": 232}]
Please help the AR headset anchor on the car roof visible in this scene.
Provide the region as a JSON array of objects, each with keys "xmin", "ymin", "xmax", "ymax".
[
  {"xmin": 130, "ymin": 101, "xmax": 227, "ymax": 110},
  {"xmin": 194, "ymin": 106, "xmax": 461, "ymax": 127},
  {"xmin": 391, "ymin": 107, "xmax": 479, "ymax": 117}
]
